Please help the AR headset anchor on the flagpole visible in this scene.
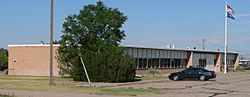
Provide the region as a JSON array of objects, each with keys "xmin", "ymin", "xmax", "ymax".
[{"xmin": 224, "ymin": 1, "xmax": 228, "ymax": 74}]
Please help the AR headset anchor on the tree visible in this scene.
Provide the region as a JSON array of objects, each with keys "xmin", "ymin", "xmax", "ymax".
[
  {"xmin": 0, "ymin": 48, "xmax": 8, "ymax": 68},
  {"xmin": 57, "ymin": 1, "xmax": 136, "ymax": 82}
]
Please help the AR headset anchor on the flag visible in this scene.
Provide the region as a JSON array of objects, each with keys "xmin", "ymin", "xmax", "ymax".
[
  {"xmin": 227, "ymin": 5, "xmax": 235, "ymax": 20},
  {"xmin": 227, "ymin": 5, "xmax": 234, "ymax": 14},
  {"xmin": 227, "ymin": 12, "xmax": 235, "ymax": 20}
]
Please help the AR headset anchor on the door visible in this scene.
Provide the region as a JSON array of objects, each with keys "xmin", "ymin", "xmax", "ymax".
[{"xmin": 182, "ymin": 68, "xmax": 199, "ymax": 79}]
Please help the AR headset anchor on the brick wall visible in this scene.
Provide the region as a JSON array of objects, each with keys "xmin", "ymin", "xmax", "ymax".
[{"xmin": 8, "ymin": 45, "xmax": 59, "ymax": 76}]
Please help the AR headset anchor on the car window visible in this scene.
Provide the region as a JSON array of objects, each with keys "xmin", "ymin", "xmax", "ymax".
[
  {"xmin": 197, "ymin": 69, "xmax": 203, "ymax": 72},
  {"xmin": 199, "ymin": 68, "xmax": 209, "ymax": 72},
  {"xmin": 182, "ymin": 69, "xmax": 191, "ymax": 73},
  {"xmin": 183, "ymin": 68, "xmax": 197, "ymax": 74},
  {"xmin": 191, "ymin": 68, "xmax": 200, "ymax": 73}
]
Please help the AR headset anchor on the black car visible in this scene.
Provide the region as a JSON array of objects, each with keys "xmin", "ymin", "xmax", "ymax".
[
  {"xmin": 239, "ymin": 64, "xmax": 250, "ymax": 70},
  {"xmin": 0, "ymin": 65, "xmax": 8, "ymax": 74},
  {"xmin": 169, "ymin": 67, "xmax": 216, "ymax": 81}
]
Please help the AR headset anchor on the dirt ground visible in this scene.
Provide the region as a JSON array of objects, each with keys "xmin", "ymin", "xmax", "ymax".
[{"xmin": 1, "ymin": 72, "xmax": 250, "ymax": 97}]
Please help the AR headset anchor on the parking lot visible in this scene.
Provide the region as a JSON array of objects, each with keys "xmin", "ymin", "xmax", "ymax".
[{"xmin": 118, "ymin": 72, "xmax": 250, "ymax": 97}]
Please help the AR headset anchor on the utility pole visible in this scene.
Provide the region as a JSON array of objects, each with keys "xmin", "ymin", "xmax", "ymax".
[
  {"xmin": 0, "ymin": 49, "xmax": 3, "ymax": 65},
  {"xmin": 202, "ymin": 39, "xmax": 205, "ymax": 50},
  {"xmin": 49, "ymin": 0, "xmax": 54, "ymax": 85}
]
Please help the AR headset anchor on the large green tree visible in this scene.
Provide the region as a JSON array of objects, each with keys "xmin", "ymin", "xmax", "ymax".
[
  {"xmin": 0, "ymin": 48, "xmax": 8, "ymax": 67},
  {"xmin": 58, "ymin": 1, "xmax": 136, "ymax": 82}
]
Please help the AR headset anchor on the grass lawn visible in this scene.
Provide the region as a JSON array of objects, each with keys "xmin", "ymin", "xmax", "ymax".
[
  {"xmin": 0, "ymin": 75, "xmax": 161, "ymax": 96},
  {"xmin": 0, "ymin": 94, "xmax": 16, "ymax": 97}
]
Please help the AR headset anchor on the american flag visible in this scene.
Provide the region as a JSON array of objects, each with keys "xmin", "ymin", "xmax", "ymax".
[{"xmin": 227, "ymin": 5, "xmax": 234, "ymax": 14}]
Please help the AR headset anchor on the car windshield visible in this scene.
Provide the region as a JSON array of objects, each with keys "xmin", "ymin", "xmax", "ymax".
[{"xmin": 182, "ymin": 67, "xmax": 209, "ymax": 72}]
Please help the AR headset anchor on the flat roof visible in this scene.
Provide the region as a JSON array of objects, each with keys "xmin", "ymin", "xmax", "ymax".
[
  {"xmin": 8, "ymin": 44, "xmax": 239, "ymax": 54},
  {"xmin": 8, "ymin": 44, "xmax": 60, "ymax": 47},
  {"xmin": 124, "ymin": 45, "xmax": 239, "ymax": 54}
]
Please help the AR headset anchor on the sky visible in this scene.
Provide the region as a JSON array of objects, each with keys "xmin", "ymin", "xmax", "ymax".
[{"xmin": 1, "ymin": 0, "xmax": 250, "ymax": 55}]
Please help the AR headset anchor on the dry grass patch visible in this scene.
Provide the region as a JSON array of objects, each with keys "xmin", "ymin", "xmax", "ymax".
[{"xmin": 0, "ymin": 75, "xmax": 161, "ymax": 96}]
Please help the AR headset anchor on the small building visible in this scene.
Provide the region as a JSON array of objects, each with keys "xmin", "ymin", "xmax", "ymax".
[
  {"xmin": 8, "ymin": 44, "xmax": 239, "ymax": 76},
  {"xmin": 239, "ymin": 59, "xmax": 250, "ymax": 65},
  {"xmin": 8, "ymin": 44, "xmax": 60, "ymax": 76}
]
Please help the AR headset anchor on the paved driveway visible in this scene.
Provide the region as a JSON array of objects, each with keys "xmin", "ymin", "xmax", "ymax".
[{"xmin": 123, "ymin": 72, "xmax": 250, "ymax": 97}]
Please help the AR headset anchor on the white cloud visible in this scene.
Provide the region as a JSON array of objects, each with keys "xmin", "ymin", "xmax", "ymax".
[
  {"xmin": 235, "ymin": 13, "xmax": 250, "ymax": 17},
  {"xmin": 238, "ymin": 20, "xmax": 250, "ymax": 24}
]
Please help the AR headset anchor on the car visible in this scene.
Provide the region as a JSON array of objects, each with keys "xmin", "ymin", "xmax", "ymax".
[
  {"xmin": 239, "ymin": 64, "xmax": 250, "ymax": 70},
  {"xmin": 0, "ymin": 65, "xmax": 8, "ymax": 74},
  {"xmin": 169, "ymin": 67, "xmax": 216, "ymax": 81}
]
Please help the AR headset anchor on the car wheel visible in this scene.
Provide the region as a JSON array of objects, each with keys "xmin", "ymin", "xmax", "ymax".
[
  {"xmin": 173, "ymin": 75, "xmax": 179, "ymax": 81},
  {"xmin": 199, "ymin": 75, "xmax": 205, "ymax": 81}
]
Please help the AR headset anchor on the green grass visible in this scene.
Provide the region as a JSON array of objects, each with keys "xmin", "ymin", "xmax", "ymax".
[
  {"xmin": 237, "ymin": 69, "xmax": 250, "ymax": 72},
  {"xmin": 0, "ymin": 75, "xmax": 161, "ymax": 96},
  {"xmin": 100, "ymin": 88, "xmax": 161, "ymax": 96},
  {"xmin": 0, "ymin": 94, "xmax": 16, "ymax": 97},
  {"xmin": 233, "ymin": 67, "xmax": 250, "ymax": 72}
]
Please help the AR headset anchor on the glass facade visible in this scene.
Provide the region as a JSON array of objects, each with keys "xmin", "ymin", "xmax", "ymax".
[
  {"xmin": 126, "ymin": 47, "xmax": 188, "ymax": 69},
  {"xmin": 125, "ymin": 47, "xmax": 239, "ymax": 70},
  {"xmin": 221, "ymin": 53, "xmax": 237, "ymax": 69}
]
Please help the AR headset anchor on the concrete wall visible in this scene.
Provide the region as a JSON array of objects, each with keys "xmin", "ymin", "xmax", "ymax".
[{"xmin": 215, "ymin": 54, "xmax": 221, "ymax": 73}]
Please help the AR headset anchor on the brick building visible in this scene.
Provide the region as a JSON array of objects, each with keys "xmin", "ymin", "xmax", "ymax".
[
  {"xmin": 8, "ymin": 44, "xmax": 240, "ymax": 76},
  {"xmin": 8, "ymin": 44, "xmax": 60, "ymax": 76}
]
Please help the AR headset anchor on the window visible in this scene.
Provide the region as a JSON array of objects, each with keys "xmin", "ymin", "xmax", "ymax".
[
  {"xmin": 150, "ymin": 58, "xmax": 159, "ymax": 68},
  {"xmin": 148, "ymin": 59, "xmax": 152, "ymax": 68},
  {"xmin": 198, "ymin": 59, "xmax": 206, "ymax": 68},
  {"xmin": 138, "ymin": 58, "xmax": 147, "ymax": 69}
]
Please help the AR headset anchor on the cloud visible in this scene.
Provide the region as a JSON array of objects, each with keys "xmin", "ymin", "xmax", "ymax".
[
  {"xmin": 235, "ymin": 13, "xmax": 250, "ymax": 24},
  {"xmin": 238, "ymin": 20, "xmax": 250, "ymax": 24},
  {"xmin": 235, "ymin": 13, "xmax": 250, "ymax": 17}
]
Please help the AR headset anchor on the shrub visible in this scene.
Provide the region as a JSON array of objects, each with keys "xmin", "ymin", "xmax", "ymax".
[{"xmin": 58, "ymin": 47, "xmax": 137, "ymax": 82}]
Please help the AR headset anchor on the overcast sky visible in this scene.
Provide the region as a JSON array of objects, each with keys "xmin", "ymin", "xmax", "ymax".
[{"xmin": 1, "ymin": 0, "xmax": 250, "ymax": 55}]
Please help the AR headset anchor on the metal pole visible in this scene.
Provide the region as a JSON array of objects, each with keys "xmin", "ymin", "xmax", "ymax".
[
  {"xmin": 1, "ymin": 49, "xmax": 2, "ymax": 65},
  {"xmin": 202, "ymin": 39, "xmax": 205, "ymax": 50},
  {"xmin": 78, "ymin": 47, "xmax": 91, "ymax": 87},
  {"xmin": 49, "ymin": 0, "xmax": 54, "ymax": 85},
  {"xmin": 80, "ymin": 57, "xmax": 91, "ymax": 87},
  {"xmin": 224, "ymin": 1, "xmax": 228, "ymax": 74}
]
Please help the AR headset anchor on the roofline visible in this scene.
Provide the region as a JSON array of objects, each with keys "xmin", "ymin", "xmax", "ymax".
[
  {"xmin": 7, "ymin": 44, "xmax": 239, "ymax": 54},
  {"xmin": 239, "ymin": 60, "xmax": 250, "ymax": 61},
  {"xmin": 8, "ymin": 44, "xmax": 60, "ymax": 47},
  {"xmin": 123, "ymin": 45, "xmax": 239, "ymax": 54}
]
